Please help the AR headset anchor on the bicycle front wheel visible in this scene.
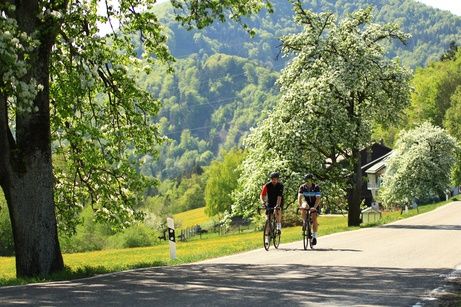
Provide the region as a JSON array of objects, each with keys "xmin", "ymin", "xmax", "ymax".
[
  {"xmin": 263, "ymin": 219, "xmax": 271, "ymax": 251},
  {"xmin": 273, "ymin": 224, "xmax": 280, "ymax": 249},
  {"xmin": 302, "ymin": 224, "xmax": 308, "ymax": 250},
  {"xmin": 308, "ymin": 220, "xmax": 314, "ymax": 250}
]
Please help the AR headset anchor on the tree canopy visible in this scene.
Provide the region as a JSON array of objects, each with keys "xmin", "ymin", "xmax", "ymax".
[
  {"xmin": 204, "ymin": 149, "xmax": 245, "ymax": 217},
  {"xmin": 232, "ymin": 4, "xmax": 412, "ymax": 226},
  {"xmin": 0, "ymin": 0, "xmax": 272, "ymax": 278},
  {"xmin": 380, "ymin": 122, "xmax": 459, "ymax": 205}
]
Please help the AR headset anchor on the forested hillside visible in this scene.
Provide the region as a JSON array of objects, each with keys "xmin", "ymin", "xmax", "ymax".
[
  {"xmin": 139, "ymin": 0, "xmax": 460, "ymax": 180},
  {"xmin": 160, "ymin": 0, "xmax": 460, "ymax": 68},
  {"xmin": 137, "ymin": 54, "xmax": 279, "ymax": 180}
]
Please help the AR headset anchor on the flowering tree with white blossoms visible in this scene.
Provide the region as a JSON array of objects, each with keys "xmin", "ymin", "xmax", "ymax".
[
  {"xmin": 233, "ymin": 2, "xmax": 412, "ymax": 226},
  {"xmin": 0, "ymin": 0, "xmax": 271, "ymax": 278},
  {"xmin": 379, "ymin": 122, "xmax": 459, "ymax": 206}
]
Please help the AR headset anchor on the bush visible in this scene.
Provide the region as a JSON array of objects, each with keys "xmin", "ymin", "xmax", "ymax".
[
  {"xmin": 0, "ymin": 205, "xmax": 14, "ymax": 256},
  {"xmin": 59, "ymin": 206, "xmax": 114, "ymax": 253},
  {"xmin": 282, "ymin": 206, "xmax": 302, "ymax": 227},
  {"xmin": 105, "ymin": 224, "xmax": 158, "ymax": 249}
]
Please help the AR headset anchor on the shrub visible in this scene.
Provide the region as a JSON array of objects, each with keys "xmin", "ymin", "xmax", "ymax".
[
  {"xmin": 105, "ymin": 224, "xmax": 158, "ymax": 249},
  {"xmin": 59, "ymin": 206, "xmax": 114, "ymax": 253},
  {"xmin": 0, "ymin": 205, "xmax": 14, "ymax": 256}
]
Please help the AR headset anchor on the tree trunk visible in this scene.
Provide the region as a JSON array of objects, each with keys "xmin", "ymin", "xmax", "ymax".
[
  {"xmin": 3, "ymin": 158, "xmax": 64, "ymax": 278},
  {"xmin": 0, "ymin": 0, "xmax": 64, "ymax": 277},
  {"xmin": 348, "ymin": 148, "xmax": 362, "ymax": 226}
]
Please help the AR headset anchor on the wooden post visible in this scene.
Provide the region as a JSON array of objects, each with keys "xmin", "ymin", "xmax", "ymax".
[{"xmin": 167, "ymin": 217, "xmax": 176, "ymax": 259}]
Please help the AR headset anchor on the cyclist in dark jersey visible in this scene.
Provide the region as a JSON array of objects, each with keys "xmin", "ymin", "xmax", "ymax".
[
  {"xmin": 260, "ymin": 172, "xmax": 283, "ymax": 234},
  {"xmin": 298, "ymin": 173, "xmax": 321, "ymax": 245}
]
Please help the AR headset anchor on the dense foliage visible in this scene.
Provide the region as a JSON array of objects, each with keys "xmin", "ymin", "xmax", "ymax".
[
  {"xmin": 0, "ymin": 195, "xmax": 14, "ymax": 256},
  {"xmin": 380, "ymin": 123, "xmax": 459, "ymax": 206},
  {"xmin": 376, "ymin": 49, "xmax": 461, "ymax": 186},
  {"xmin": 204, "ymin": 149, "xmax": 246, "ymax": 217}
]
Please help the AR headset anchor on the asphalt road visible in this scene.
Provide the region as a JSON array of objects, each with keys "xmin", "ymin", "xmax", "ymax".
[{"xmin": 1, "ymin": 202, "xmax": 461, "ymax": 307}]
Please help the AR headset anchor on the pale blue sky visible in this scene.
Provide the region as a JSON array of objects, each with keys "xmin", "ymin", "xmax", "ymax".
[
  {"xmin": 156, "ymin": 0, "xmax": 461, "ymax": 16},
  {"xmin": 414, "ymin": 0, "xmax": 461, "ymax": 16},
  {"xmin": 154, "ymin": 0, "xmax": 461, "ymax": 16}
]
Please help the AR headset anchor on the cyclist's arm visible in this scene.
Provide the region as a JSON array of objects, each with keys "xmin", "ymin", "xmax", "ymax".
[
  {"xmin": 276, "ymin": 195, "xmax": 282, "ymax": 207},
  {"xmin": 260, "ymin": 185, "xmax": 267, "ymax": 205},
  {"xmin": 314, "ymin": 196, "xmax": 320, "ymax": 209},
  {"xmin": 276, "ymin": 184, "xmax": 284, "ymax": 207},
  {"xmin": 297, "ymin": 193, "xmax": 303, "ymax": 207},
  {"xmin": 313, "ymin": 188, "xmax": 321, "ymax": 210}
]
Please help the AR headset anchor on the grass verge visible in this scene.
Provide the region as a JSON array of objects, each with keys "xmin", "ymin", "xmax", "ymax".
[{"xmin": 173, "ymin": 207, "xmax": 214, "ymax": 229}]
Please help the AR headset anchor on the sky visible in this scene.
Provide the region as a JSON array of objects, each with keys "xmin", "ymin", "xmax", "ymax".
[
  {"xmin": 152, "ymin": 0, "xmax": 461, "ymax": 16},
  {"xmin": 415, "ymin": 0, "xmax": 461, "ymax": 16}
]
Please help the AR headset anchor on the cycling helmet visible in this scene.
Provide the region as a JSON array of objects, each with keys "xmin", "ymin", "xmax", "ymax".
[
  {"xmin": 303, "ymin": 173, "xmax": 315, "ymax": 181},
  {"xmin": 269, "ymin": 172, "xmax": 280, "ymax": 179}
]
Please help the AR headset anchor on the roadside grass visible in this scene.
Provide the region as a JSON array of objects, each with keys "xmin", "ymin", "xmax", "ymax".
[
  {"xmin": 0, "ymin": 199, "xmax": 455, "ymax": 286},
  {"xmin": 173, "ymin": 207, "xmax": 215, "ymax": 229},
  {"xmin": 362, "ymin": 198, "xmax": 455, "ymax": 227}
]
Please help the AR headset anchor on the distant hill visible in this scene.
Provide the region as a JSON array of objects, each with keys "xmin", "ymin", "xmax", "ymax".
[
  {"xmin": 139, "ymin": 0, "xmax": 461, "ymax": 180},
  {"xmin": 158, "ymin": 0, "xmax": 461, "ymax": 68},
  {"xmin": 137, "ymin": 53, "xmax": 279, "ymax": 179}
]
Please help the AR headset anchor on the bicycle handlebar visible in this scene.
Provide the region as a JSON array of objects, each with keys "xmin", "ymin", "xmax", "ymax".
[
  {"xmin": 296, "ymin": 207, "xmax": 317, "ymax": 214},
  {"xmin": 258, "ymin": 204, "xmax": 281, "ymax": 215}
]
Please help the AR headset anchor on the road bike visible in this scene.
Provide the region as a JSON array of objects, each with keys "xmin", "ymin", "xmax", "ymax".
[
  {"xmin": 297, "ymin": 207, "xmax": 314, "ymax": 250},
  {"xmin": 259, "ymin": 205, "xmax": 281, "ymax": 251}
]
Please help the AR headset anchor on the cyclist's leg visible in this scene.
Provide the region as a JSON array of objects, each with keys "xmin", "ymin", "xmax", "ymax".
[
  {"xmin": 311, "ymin": 209, "xmax": 318, "ymax": 232},
  {"xmin": 310, "ymin": 207, "xmax": 318, "ymax": 245},
  {"xmin": 300, "ymin": 202, "xmax": 308, "ymax": 226},
  {"xmin": 264, "ymin": 209, "xmax": 270, "ymax": 234},
  {"xmin": 275, "ymin": 207, "xmax": 282, "ymax": 232},
  {"xmin": 265, "ymin": 207, "xmax": 275, "ymax": 232}
]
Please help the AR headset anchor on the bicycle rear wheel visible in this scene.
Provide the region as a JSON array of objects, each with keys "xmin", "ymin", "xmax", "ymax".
[{"xmin": 263, "ymin": 219, "xmax": 271, "ymax": 251}]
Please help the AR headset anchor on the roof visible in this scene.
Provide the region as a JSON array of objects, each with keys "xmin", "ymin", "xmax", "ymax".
[
  {"xmin": 362, "ymin": 151, "xmax": 393, "ymax": 173},
  {"xmin": 365, "ymin": 160, "xmax": 387, "ymax": 174}
]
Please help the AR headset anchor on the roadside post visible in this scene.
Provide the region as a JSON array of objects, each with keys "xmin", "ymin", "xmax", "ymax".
[{"xmin": 167, "ymin": 217, "xmax": 176, "ymax": 259}]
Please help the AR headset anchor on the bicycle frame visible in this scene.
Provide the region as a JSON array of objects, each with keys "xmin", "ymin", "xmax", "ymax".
[
  {"xmin": 260, "ymin": 206, "xmax": 281, "ymax": 251},
  {"xmin": 298, "ymin": 207, "xmax": 314, "ymax": 250}
]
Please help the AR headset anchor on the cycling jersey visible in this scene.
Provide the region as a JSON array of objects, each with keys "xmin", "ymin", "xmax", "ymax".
[
  {"xmin": 261, "ymin": 181, "xmax": 284, "ymax": 207},
  {"xmin": 298, "ymin": 183, "xmax": 321, "ymax": 207}
]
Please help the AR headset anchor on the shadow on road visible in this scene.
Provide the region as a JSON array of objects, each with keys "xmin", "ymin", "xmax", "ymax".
[
  {"xmin": 0, "ymin": 264, "xmax": 450, "ymax": 306},
  {"xmin": 278, "ymin": 247, "xmax": 362, "ymax": 252},
  {"xmin": 380, "ymin": 224, "xmax": 461, "ymax": 231}
]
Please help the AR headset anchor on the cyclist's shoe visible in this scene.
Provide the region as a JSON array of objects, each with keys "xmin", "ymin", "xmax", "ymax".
[
  {"xmin": 277, "ymin": 229, "xmax": 281, "ymax": 235},
  {"xmin": 312, "ymin": 237, "xmax": 317, "ymax": 245}
]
